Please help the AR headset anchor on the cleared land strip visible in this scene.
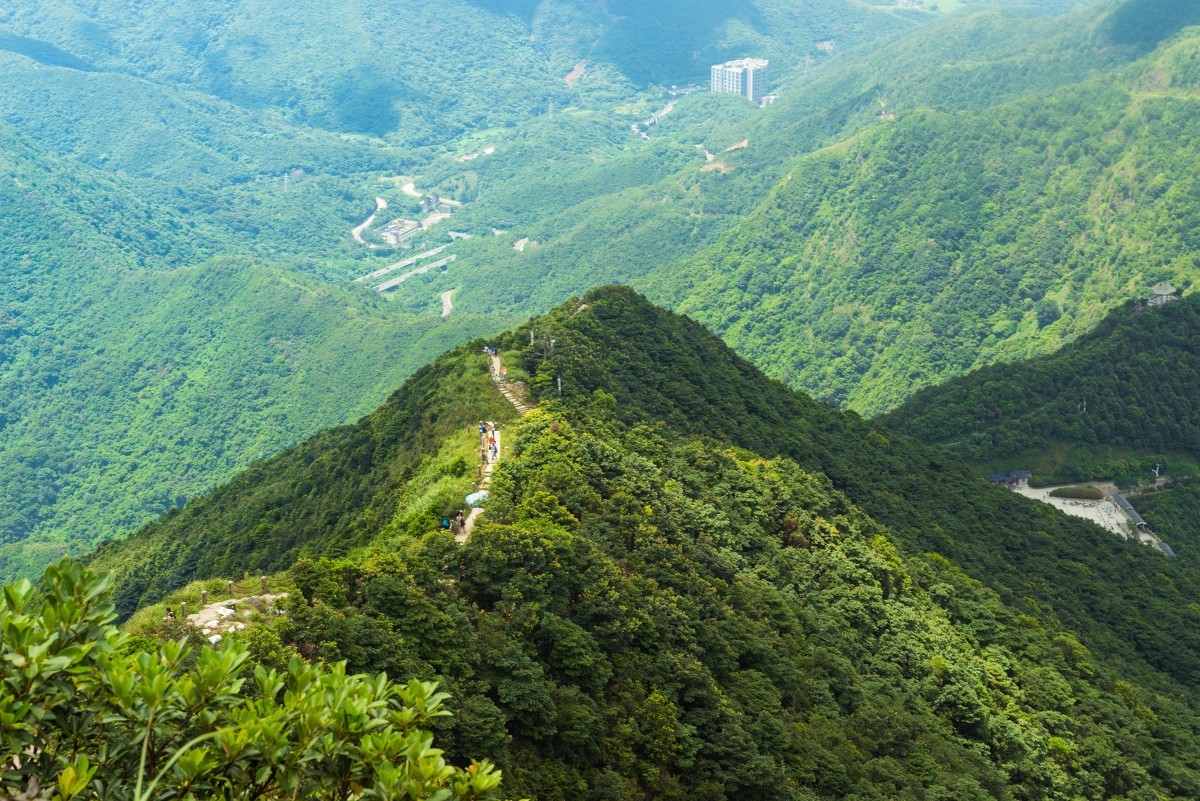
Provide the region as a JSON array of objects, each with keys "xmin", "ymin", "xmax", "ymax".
[{"xmin": 375, "ymin": 255, "xmax": 456, "ymax": 292}]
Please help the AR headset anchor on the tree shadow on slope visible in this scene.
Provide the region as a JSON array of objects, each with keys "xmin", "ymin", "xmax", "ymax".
[
  {"xmin": 463, "ymin": 0, "xmax": 768, "ymax": 85},
  {"xmin": 0, "ymin": 34, "xmax": 96, "ymax": 71},
  {"xmin": 1102, "ymin": 0, "xmax": 1200, "ymax": 47}
]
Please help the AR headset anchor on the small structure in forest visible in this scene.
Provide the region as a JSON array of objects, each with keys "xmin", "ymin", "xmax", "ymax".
[
  {"xmin": 986, "ymin": 469, "xmax": 1032, "ymax": 489},
  {"xmin": 1149, "ymin": 283, "xmax": 1180, "ymax": 307}
]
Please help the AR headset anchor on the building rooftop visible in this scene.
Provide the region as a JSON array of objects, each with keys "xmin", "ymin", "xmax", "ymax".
[
  {"xmin": 986, "ymin": 470, "xmax": 1032, "ymax": 483},
  {"xmin": 717, "ymin": 58, "xmax": 769, "ymax": 69},
  {"xmin": 1112, "ymin": 492, "xmax": 1149, "ymax": 528}
]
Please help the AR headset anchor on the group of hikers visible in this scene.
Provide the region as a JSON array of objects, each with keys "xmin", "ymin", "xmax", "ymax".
[
  {"xmin": 479, "ymin": 420, "xmax": 499, "ymax": 463},
  {"xmin": 482, "ymin": 345, "xmax": 508, "ymax": 382},
  {"xmin": 442, "ymin": 510, "xmax": 467, "ymax": 536},
  {"xmin": 439, "ymin": 347, "xmax": 512, "ymax": 537}
]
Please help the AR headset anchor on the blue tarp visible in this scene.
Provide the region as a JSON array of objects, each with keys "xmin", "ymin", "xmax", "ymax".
[{"xmin": 466, "ymin": 491, "xmax": 489, "ymax": 507}]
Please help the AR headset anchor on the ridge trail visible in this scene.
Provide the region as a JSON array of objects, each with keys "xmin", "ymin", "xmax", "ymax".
[{"xmin": 458, "ymin": 353, "xmax": 531, "ymax": 541}]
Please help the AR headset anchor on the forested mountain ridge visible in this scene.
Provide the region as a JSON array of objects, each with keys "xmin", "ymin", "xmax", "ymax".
[
  {"xmin": 5, "ymin": 0, "xmax": 1197, "ymax": 585},
  {"xmin": 648, "ymin": 3, "xmax": 1200, "ymax": 413},
  {"xmin": 879, "ymin": 294, "xmax": 1200, "ymax": 483},
  {"xmin": 87, "ymin": 287, "xmax": 1200, "ymax": 800},
  {"xmin": 0, "ymin": 0, "xmax": 940, "ymax": 583}
]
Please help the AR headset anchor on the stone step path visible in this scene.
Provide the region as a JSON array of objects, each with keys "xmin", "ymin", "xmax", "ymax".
[
  {"xmin": 491, "ymin": 353, "xmax": 533, "ymax": 414},
  {"xmin": 498, "ymin": 383, "xmax": 532, "ymax": 414}
]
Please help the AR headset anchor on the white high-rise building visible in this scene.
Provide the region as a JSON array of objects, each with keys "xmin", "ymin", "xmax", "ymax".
[{"xmin": 710, "ymin": 58, "xmax": 769, "ymax": 103}]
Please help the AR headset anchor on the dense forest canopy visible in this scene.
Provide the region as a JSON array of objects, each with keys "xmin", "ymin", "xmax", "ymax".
[
  {"xmin": 0, "ymin": 561, "xmax": 507, "ymax": 800},
  {"xmin": 8, "ymin": 2, "xmax": 1200, "ymax": 796},
  {"xmin": 880, "ymin": 295, "xmax": 1200, "ymax": 483},
  {"xmin": 80, "ymin": 288, "xmax": 1200, "ymax": 800}
]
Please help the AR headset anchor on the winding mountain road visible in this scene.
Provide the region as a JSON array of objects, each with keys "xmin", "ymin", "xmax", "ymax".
[
  {"xmin": 374, "ymin": 255, "xmax": 456, "ymax": 292},
  {"xmin": 352, "ymin": 197, "xmax": 388, "ymax": 246}
]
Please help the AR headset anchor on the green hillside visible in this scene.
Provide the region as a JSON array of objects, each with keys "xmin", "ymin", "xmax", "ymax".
[
  {"xmin": 0, "ymin": 127, "xmax": 511, "ymax": 580},
  {"xmin": 5, "ymin": 0, "xmax": 1200, "ymax": 585},
  {"xmin": 646, "ymin": 3, "xmax": 1200, "ymax": 413},
  {"xmin": 0, "ymin": 0, "xmax": 937, "ymax": 583},
  {"xmin": 385, "ymin": 0, "xmax": 1188, "ymax": 386},
  {"xmin": 879, "ymin": 295, "xmax": 1200, "ymax": 483},
  {"xmin": 86, "ymin": 287, "xmax": 1200, "ymax": 799},
  {"xmin": 395, "ymin": 1, "xmax": 1141, "ymax": 318}
]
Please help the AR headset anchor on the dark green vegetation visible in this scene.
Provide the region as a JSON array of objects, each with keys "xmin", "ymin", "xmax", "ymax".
[
  {"xmin": 90, "ymin": 348, "xmax": 517, "ymax": 612},
  {"xmin": 0, "ymin": 561, "xmax": 506, "ymax": 800},
  {"xmin": 1139, "ymin": 483, "xmax": 1200, "ymax": 551},
  {"xmin": 92, "ymin": 288, "xmax": 1200, "ymax": 799},
  {"xmin": 881, "ymin": 296, "xmax": 1200, "ymax": 484}
]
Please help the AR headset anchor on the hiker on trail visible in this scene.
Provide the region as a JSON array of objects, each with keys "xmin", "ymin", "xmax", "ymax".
[
  {"xmin": 479, "ymin": 421, "xmax": 487, "ymax": 437},
  {"xmin": 501, "ymin": 368, "xmax": 508, "ymax": 382},
  {"xmin": 490, "ymin": 441, "xmax": 498, "ymax": 457},
  {"xmin": 441, "ymin": 517, "xmax": 451, "ymax": 530},
  {"xmin": 456, "ymin": 511, "xmax": 465, "ymax": 528}
]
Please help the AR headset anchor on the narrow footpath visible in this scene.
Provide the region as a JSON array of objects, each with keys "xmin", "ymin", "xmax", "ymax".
[{"xmin": 457, "ymin": 353, "xmax": 531, "ymax": 541}]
